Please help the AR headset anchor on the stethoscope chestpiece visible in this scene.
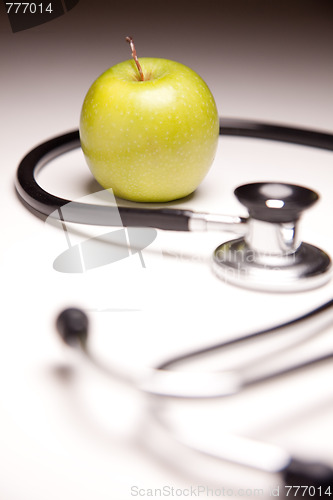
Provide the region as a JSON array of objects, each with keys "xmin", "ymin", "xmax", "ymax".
[{"xmin": 212, "ymin": 182, "xmax": 332, "ymax": 292}]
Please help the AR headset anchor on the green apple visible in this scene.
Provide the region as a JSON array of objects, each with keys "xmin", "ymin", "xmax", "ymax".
[{"xmin": 80, "ymin": 45, "xmax": 219, "ymax": 202}]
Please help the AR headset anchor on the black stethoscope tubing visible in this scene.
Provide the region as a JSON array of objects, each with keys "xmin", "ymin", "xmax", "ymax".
[{"xmin": 15, "ymin": 118, "xmax": 333, "ymax": 230}]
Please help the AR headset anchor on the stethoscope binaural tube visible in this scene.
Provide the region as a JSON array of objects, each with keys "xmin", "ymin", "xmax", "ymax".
[
  {"xmin": 55, "ymin": 301, "xmax": 333, "ymax": 489},
  {"xmin": 56, "ymin": 299, "xmax": 333, "ymax": 399}
]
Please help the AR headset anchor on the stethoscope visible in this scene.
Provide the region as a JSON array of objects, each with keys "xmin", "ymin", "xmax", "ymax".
[{"xmin": 15, "ymin": 118, "xmax": 333, "ymax": 490}]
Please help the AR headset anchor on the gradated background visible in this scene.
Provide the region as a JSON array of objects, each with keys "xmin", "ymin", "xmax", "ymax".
[{"xmin": 1, "ymin": 1, "xmax": 333, "ymax": 499}]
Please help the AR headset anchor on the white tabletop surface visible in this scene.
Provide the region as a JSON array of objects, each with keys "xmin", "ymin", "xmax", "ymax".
[{"xmin": 1, "ymin": 1, "xmax": 333, "ymax": 499}]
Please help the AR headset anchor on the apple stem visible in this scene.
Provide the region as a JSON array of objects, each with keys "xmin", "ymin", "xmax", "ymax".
[{"xmin": 126, "ymin": 36, "xmax": 144, "ymax": 81}]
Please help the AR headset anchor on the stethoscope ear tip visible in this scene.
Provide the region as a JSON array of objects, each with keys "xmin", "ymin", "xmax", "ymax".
[{"xmin": 56, "ymin": 307, "xmax": 89, "ymax": 347}]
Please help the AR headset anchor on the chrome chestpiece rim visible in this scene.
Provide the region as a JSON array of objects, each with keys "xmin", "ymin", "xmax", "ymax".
[
  {"xmin": 212, "ymin": 182, "xmax": 332, "ymax": 292},
  {"xmin": 213, "ymin": 239, "xmax": 332, "ymax": 292}
]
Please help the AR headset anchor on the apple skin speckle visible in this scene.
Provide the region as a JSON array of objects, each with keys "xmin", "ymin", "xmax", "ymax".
[{"xmin": 80, "ymin": 57, "xmax": 219, "ymax": 202}]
